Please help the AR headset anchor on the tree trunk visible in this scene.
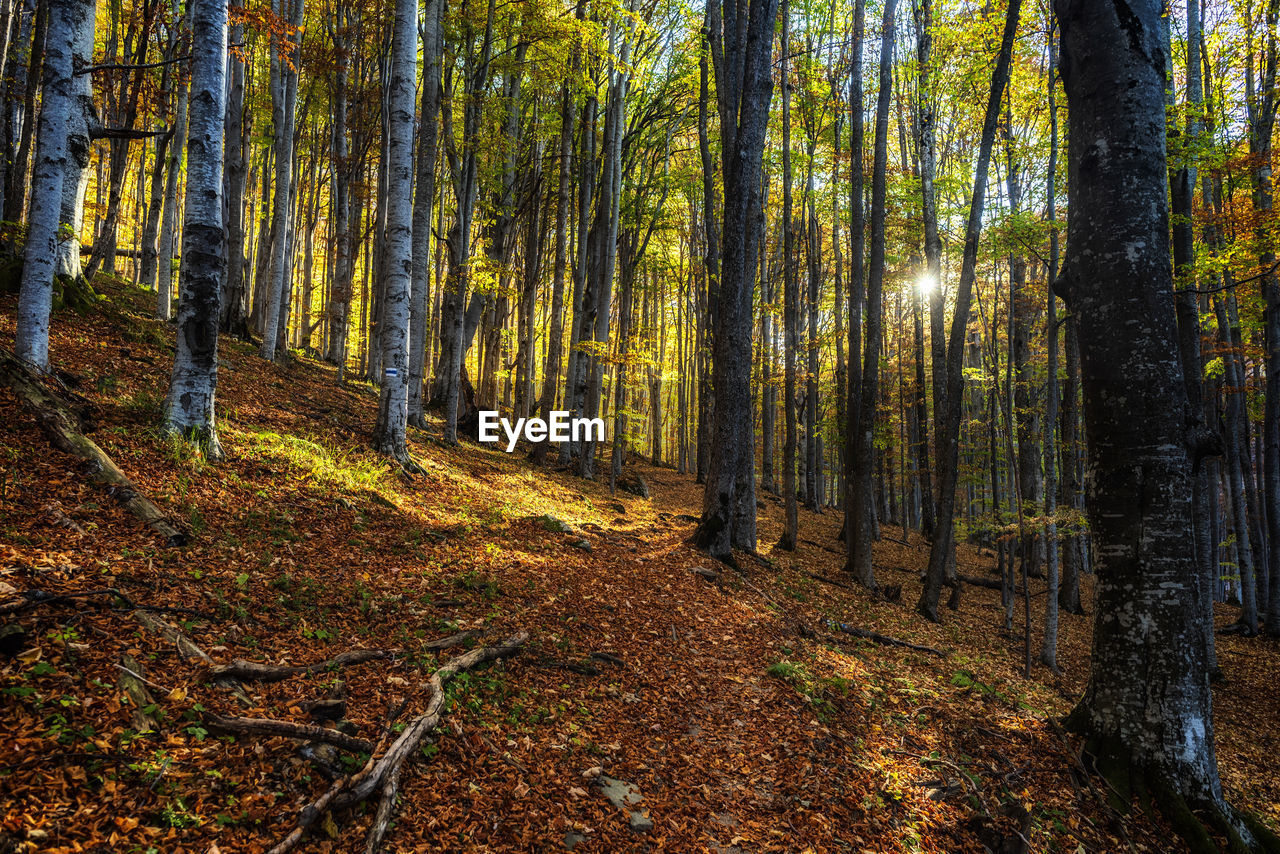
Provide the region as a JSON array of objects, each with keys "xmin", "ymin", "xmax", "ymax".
[
  {"xmin": 370, "ymin": 0, "xmax": 415, "ymax": 466},
  {"xmin": 163, "ymin": 0, "xmax": 227, "ymax": 460},
  {"xmin": 1056, "ymin": 1, "xmax": 1256, "ymax": 842},
  {"xmin": 14, "ymin": 0, "xmax": 87, "ymax": 370},
  {"xmin": 693, "ymin": 0, "xmax": 779, "ymax": 559},
  {"xmin": 779, "ymin": 0, "xmax": 797, "ymax": 551},
  {"xmin": 916, "ymin": 0, "xmax": 1019, "ymax": 621},
  {"xmin": 847, "ymin": 0, "xmax": 897, "ymax": 588},
  {"xmin": 407, "ymin": 0, "xmax": 442, "ymax": 428}
]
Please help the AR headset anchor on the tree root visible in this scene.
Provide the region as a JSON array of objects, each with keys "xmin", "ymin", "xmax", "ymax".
[
  {"xmin": 820, "ymin": 618, "xmax": 949, "ymax": 657},
  {"xmin": 1, "ymin": 348, "xmax": 187, "ymax": 545},
  {"xmin": 1064, "ymin": 722, "xmax": 1280, "ymax": 854},
  {"xmin": 266, "ymin": 631, "xmax": 529, "ymax": 854},
  {"xmin": 208, "ymin": 649, "xmax": 395, "ymax": 683},
  {"xmin": 203, "ymin": 711, "xmax": 373, "ymax": 753}
]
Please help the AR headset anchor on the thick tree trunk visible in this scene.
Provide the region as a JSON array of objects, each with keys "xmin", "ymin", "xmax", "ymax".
[
  {"xmin": 693, "ymin": 0, "xmax": 779, "ymax": 559},
  {"xmin": 52, "ymin": 4, "xmax": 95, "ymax": 287},
  {"xmin": 1056, "ymin": 2, "xmax": 1259, "ymax": 843},
  {"xmin": 163, "ymin": 0, "xmax": 227, "ymax": 460}
]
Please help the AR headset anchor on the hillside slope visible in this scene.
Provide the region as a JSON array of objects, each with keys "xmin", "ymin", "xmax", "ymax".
[{"xmin": 1, "ymin": 279, "xmax": 1276, "ymax": 853}]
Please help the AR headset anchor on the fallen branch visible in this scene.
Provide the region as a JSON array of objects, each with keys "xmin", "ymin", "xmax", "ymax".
[
  {"xmin": 803, "ymin": 571, "xmax": 857, "ymax": 591},
  {"xmin": 209, "ymin": 649, "xmax": 394, "ymax": 683},
  {"xmin": 1, "ymin": 349, "xmax": 186, "ymax": 546},
  {"xmin": 203, "ymin": 712, "xmax": 373, "ymax": 753},
  {"xmin": 134, "ymin": 611, "xmax": 251, "ymax": 705},
  {"xmin": 0, "ymin": 587, "xmax": 216, "ymax": 620},
  {"xmin": 821, "ymin": 619, "xmax": 949, "ymax": 658},
  {"xmin": 118, "ymin": 655, "xmax": 158, "ymax": 733},
  {"xmin": 267, "ymin": 631, "xmax": 529, "ymax": 854},
  {"xmin": 422, "ymin": 630, "xmax": 482, "ymax": 651}
]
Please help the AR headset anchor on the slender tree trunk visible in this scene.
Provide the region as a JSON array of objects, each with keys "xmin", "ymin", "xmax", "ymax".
[
  {"xmin": 259, "ymin": 0, "xmax": 304, "ymax": 360},
  {"xmin": 917, "ymin": 0, "xmax": 1020, "ymax": 621},
  {"xmin": 157, "ymin": 0, "xmax": 190, "ymax": 320},
  {"xmin": 848, "ymin": 0, "xmax": 898, "ymax": 588},
  {"xmin": 779, "ymin": 0, "xmax": 798, "ymax": 551},
  {"xmin": 1040, "ymin": 24, "xmax": 1060, "ymax": 670},
  {"xmin": 220, "ymin": 21, "xmax": 250, "ymax": 338},
  {"xmin": 407, "ymin": 0, "xmax": 442, "ymax": 428},
  {"xmin": 532, "ymin": 79, "xmax": 575, "ymax": 465},
  {"xmin": 371, "ymin": 0, "xmax": 415, "ymax": 465}
]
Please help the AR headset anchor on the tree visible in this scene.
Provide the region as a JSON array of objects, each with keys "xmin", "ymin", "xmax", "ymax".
[
  {"xmin": 916, "ymin": 0, "xmax": 1021, "ymax": 622},
  {"xmin": 163, "ymin": 0, "xmax": 228, "ymax": 459},
  {"xmin": 13, "ymin": 0, "xmax": 90, "ymax": 370},
  {"xmin": 846, "ymin": 0, "xmax": 897, "ymax": 588},
  {"xmin": 1057, "ymin": 0, "xmax": 1279, "ymax": 848},
  {"xmin": 693, "ymin": 0, "xmax": 780, "ymax": 560},
  {"xmin": 370, "ymin": 0, "xmax": 417, "ymax": 467}
]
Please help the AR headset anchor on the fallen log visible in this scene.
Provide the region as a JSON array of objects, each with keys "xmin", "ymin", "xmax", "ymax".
[
  {"xmin": 267, "ymin": 631, "xmax": 529, "ymax": 854},
  {"xmin": 0, "ymin": 349, "xmax": 186, "ymax": 545},
  {"xmin": 203, "ymin": 711, "xmax": 373, "ymax": 754},
  {"xmin": 208, "ymin": 649, "xmax": 394, "ymax": 683},
  {"xmin": 821, "ymin": 619, "xmax": 949, "ymax": 658}
]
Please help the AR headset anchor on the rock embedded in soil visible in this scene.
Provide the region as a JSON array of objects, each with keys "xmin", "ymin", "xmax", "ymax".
[{"xmin": 594, "ymin": 775, "xmax": 654, "ymax": 832}]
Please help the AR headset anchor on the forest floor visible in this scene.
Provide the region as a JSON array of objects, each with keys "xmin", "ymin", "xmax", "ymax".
[{"xmin": 1, "ymin": 276, "xmax": 1278, "ymax": 854}]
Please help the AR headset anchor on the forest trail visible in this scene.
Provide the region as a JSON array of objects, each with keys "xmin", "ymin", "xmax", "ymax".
[{"xmin": 1, "ymin": 279, "xmax": 1276, "ymax": 852}]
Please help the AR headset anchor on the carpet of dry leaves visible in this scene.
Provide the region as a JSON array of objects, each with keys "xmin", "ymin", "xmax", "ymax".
[{"xmin": 0, "ymin": 278, "xmax": 1277, "ymax": 853}]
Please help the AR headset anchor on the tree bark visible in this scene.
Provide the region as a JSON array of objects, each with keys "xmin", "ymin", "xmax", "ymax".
[
  {"xmin": 370, "ymin": 0, "xmax": 416, "ymax": 467},
  {"xmin": 1057, "ymin": 1, "xmax": 1254, "ymax": 841},
  {"xmin": 693, "ymin": 0, "xmax": 780, "ymax": 560},
  {"xmin": 14, "ymin": 0, "xmax": 87, "ymax": 370},
  {"xmin": 163, "ymin": 0, "xmax": 227, "ymax": 461}
]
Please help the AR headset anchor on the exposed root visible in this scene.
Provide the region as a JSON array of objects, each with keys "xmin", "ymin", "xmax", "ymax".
[
  {"xmin": 266, "ymin": 631, "xmax": 529, "ymax": 854},
  {"xmin": 208, "ymin": 649, "xmax": 395, "ymax": 683},
  {"xmin": 0, "ymin": 587, "xmax": 216, "ymax": 620},
  {"xmin": 1064, "ymin": 720, "xmax": 1280, "ymax": 854},
  {"xmin": 820, "ymin": 618, "xmax": 950, "ymax": 657},
  {"xmin": 203, "ymin": 711, "xmax": 374, "ymax": 754},
  {"xmin": 133, "ymin": 610, "xmax": 251, "ymax": 706}
]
